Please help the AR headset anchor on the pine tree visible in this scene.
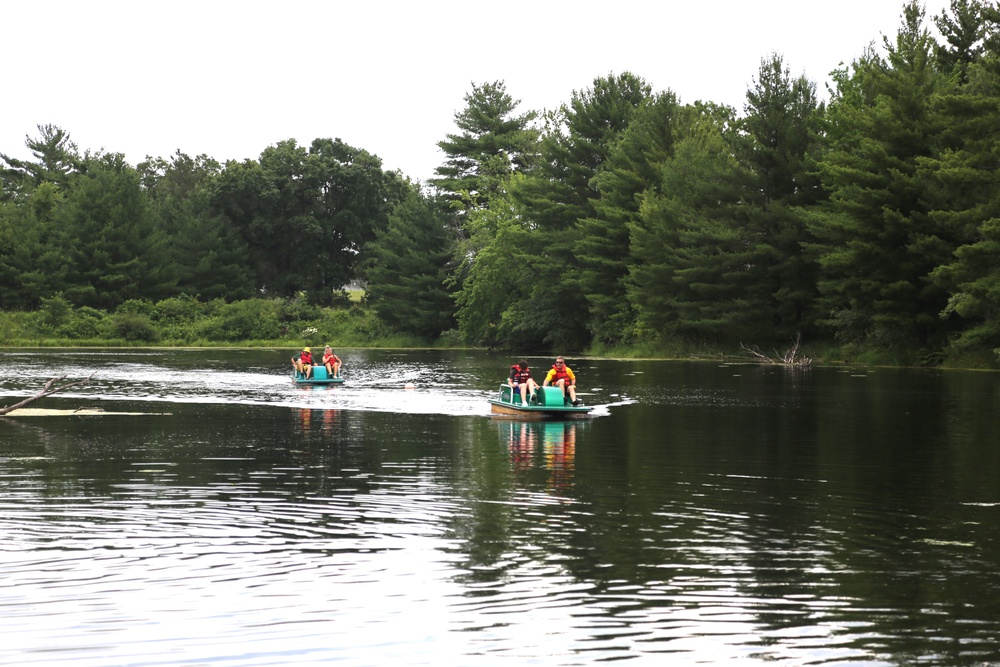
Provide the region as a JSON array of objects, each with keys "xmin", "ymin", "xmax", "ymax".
[
  {"xmin": 925, "ymin": 1, "xmax": 1000, "ymax": 355},
  {"xmin": 627, "ymin": 106, "xmax": 749, "ymax": 341},
  {"xmin": 737, "ymin": 54, "xmax": 823, "ymax": 339},
  {"xmin": 934, "ymin": 0, "xmax": 989, "ymax": 82},
  {"xmin": 431, "ymin": 81, "xmax": 538, "ymax": 212},
  {"xmin": 366, "ymin": 189, "xmax": 455, "ymax": 339},
  {"xmin": 507, "ymin": 72, "xmax": 651, "ymax": 351},
  {"xmin": 58, "ymin": 153, "xmax": 173, "ymax": 309},
  {"xmin": 140, "ymin": 151, "xmax": 255, "ymax": 301},
  {"xmin": 576, "ymin": 91, "xmax": 681, "ymax": 346},
  {"xmin": 811, "ymin": 2, "xmax": 950, "ymax": 352},
  {"xmin": 0, "ymin": 124, "xmax": 81, "ymax": 196}
]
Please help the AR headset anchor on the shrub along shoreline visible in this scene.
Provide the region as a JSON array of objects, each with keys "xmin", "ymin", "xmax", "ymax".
[
  {"xmin": 0, "ymin": 294, "xmax": 444, "ymax": 351},
  {"xmin": 2, "ymin": 294, "xmax": 997, "ymax": 370}
]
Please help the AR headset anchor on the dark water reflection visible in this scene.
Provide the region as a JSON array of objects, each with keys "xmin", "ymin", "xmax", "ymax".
[{"xmin": 1, "ymin": 349, "xmax": 999, "ymax": 665}]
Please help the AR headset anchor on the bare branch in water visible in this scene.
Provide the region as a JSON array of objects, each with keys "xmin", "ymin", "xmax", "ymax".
[
  {"xmin": 0, "ymin": 372, "xmax": 97, "ymax": 416},
  {"xmin": 740, "ymin": 335, "xmax": 812, "ymax": 367}
]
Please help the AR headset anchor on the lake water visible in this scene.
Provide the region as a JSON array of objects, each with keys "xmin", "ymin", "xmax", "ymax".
[{"xmin": 1, "ymin": 348, "xmax": 999, "ymax": 666}]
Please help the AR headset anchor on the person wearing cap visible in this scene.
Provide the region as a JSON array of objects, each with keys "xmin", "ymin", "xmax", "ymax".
[
  {"xmin": 543, "ymin": 356, "xmax": 581, "ymax": 405},
  {"xmin": 291, "ymin": 347, "xmax": 314, "ymax": 378}
]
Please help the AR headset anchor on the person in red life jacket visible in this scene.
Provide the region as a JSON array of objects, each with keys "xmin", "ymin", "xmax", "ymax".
[
  {"xmin": 508, "ymin": 359, "xmax": 539, "ymax": 405},
  {"xmin": 322, "ymin": 345, "xmax": 342, "ymax": 378},
  {"xmin": 543, "ymin": 356, "xmax": 581, "ymax": 405},
  {"xmin": 291, "ymin": 346, "xmax": 314, "ymax": 378}
]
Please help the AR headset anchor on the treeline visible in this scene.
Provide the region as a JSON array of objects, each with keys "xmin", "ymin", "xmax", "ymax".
[
  {"xmin": 2, "ymin": 0, "xmax": 1000, "ymax": 366},
  {"xmin": 436, "ymin": 0, "xmax": 1000, "ymax": 366}
]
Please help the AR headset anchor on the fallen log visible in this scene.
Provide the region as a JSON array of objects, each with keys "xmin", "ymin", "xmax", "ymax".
[
  {"xmin": 5, "ymin": 408, "xmax": 170, "ymax": 417},
  {"xmin": 0, "ymin": 372, "xmax": 97, "ymax": 416}
]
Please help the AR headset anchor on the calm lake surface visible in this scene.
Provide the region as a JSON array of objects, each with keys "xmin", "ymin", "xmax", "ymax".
[{"xmin": 1, "ymin": 348, "xmax": 999, "ymax": 666}]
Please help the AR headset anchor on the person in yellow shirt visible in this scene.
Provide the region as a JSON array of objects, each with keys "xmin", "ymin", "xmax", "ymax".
[{"xmin": 543, "ymin": 356, "xmax": 581, "ymax": 406}]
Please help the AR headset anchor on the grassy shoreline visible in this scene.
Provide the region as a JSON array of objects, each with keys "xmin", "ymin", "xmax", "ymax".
[
  {"xmin": 2, "ymin": 295, "xmax": 997, "ymax": 370},
  {"xmin": 3, "ymin": 338, "xmax": 997, "ymax": 372}
]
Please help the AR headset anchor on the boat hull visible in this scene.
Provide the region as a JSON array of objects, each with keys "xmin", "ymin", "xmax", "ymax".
[
  {"xmin": 488, "ymin": 400, "xmax": 591, "ymax": 419},
  {"xmin": 292, "ymin": 367, "xmax": 345, "ymax": 385}
]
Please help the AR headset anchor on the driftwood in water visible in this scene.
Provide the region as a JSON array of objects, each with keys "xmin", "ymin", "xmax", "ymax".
[
  {"xmin": 740, "ymin": 334, "xmax": 812, "ymax": 367},
  {"xmin": 0, "ymin": 373, "xmax": 96, "ymax": 416}
]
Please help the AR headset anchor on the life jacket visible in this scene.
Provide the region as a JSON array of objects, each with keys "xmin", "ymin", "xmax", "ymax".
[
  {"xmin": 300, "ymin": 351, "xmax": 313, "ymax": 364},
  {"xmin": 510, "ymin": 365, "xmax": 532, "ymax": 384},
  {"xmin": 550, "ymin": 364, "xmax": 571, "ymax": 383},
  {"xmin": 323, "ymin": 353, "xmax": 339, "ymax": 365}
]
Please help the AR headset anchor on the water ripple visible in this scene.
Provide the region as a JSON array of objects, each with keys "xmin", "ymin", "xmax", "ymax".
[{"xmin": 3, "ymin": 351, "xmax": 999, "ymax": 665}]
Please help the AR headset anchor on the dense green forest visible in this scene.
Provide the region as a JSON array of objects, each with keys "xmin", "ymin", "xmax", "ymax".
[{"xmin": 3, "ymin": 0, "xmax": 1000, "ymax": 366}]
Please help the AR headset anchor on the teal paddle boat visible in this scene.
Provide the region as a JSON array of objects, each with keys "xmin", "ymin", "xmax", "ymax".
[
  {"xmin": 292, "ymin": 366, "xmax": 345, "ymax": 385},
  {"xmin": 488, "ymin": 384, "xmax": 592, "ymax": 419}
]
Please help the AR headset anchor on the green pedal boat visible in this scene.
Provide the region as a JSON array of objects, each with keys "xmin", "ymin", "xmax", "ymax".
[
  {"xmin": 292, "ymin": 366, "xmax": 345, "ymax": 385},
  {"xmin": 488, "ymin": 384, "xmax": 592, "ymax": 419}
]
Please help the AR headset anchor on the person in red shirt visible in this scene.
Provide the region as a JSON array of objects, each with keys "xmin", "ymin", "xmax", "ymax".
[
  {"xmin": 508, "ymin": 359, "xmax": 539, "ymax": 405},
  {"xmin": 543, "ymin": 356, "xmax": 581, "ymax": 405}
]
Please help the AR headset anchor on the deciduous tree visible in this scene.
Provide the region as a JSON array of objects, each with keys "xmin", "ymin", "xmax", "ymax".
[{"xmin": 212, "ymin": 138, "xmax": 407, "ymax": 303}]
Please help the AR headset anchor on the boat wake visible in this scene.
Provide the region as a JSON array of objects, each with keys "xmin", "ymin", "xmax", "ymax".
[{"xmin": 0, "ymin": 351, "xmax": 633, "ymax": 418}]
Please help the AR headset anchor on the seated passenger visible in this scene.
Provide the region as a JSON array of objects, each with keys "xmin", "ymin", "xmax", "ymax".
[
  {"xmin": 508, "ymin": 359, "xmax": 539, "ymax": 405},
  {"xmin": 291, "ymin": 347, "xmax": 314, "ymax": 378},
  {"xmin": 322, "ymin": 346, "xmax": 342, "ymax": 378},
  {"xmin": 543, "ymin": 356, "xmax": 581, "ymax": 405}
]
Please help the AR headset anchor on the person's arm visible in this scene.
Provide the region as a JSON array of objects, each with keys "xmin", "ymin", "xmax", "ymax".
[
  {"xmin": 543, "ymin": 369, "xmax": 554, "ymax": 386},
  {"xmin": 567, "ymin": 367, "xmax": 576, "ymax": 384}
]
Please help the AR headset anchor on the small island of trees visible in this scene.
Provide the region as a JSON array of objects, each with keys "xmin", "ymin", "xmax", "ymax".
[{"xmin": 2, "ymin": 0, "xmax": 1000, "ymax": 368}]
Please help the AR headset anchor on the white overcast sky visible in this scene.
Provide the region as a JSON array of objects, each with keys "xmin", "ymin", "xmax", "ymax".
[{"xmin": 4, "ymin": 0, "xmax": 953, "ymax": 184}]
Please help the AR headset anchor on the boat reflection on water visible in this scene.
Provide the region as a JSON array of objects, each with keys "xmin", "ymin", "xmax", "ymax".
[
  {"xmin": 498, "ymin": 420, "xmax": 580, "ymax": 493},
  {"xmin": 291, "ymin": 406, "xmax": 343, "ymax": 437}
]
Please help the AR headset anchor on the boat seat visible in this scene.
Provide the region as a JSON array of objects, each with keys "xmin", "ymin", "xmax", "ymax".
[{"xmin": 536, "ymin": 386, "xmax": 568, "ymax": 406}]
